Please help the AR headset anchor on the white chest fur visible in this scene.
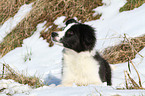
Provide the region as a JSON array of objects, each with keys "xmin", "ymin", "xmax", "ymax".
[{"xmin": 61, "ymin": 49, "xmax": 102, "ymax": 86}]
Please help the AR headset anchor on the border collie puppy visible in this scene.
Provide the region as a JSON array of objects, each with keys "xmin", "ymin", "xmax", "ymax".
[{"xmin": 51, "ymin": 19, "xmax": 111, "ymax": 86}]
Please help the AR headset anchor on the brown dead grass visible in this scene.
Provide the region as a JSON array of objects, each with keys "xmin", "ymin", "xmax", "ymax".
[
  {"xmin": 0, "ymin": 0, "xmax": 35, "ymax": 24},
  {"xmin": 1, "ymin": 0, "xmax": 145, "ymax": 64},
  {"xmin": 120, "ymin": 0, "xmax": 145, "ymax": 12},
  {"xmin": 0, "ymin": 0, "xmax": 103, "ymax": 57},
  {"xmin": 103, "ymin": 35, "xmax": 145, "ymax": 64},
  {"xmin": 118, "ymin": 58, "xmax": 145, "ymax": 90},
  {"xmin": 102, "ymin": 0, "xmax": 145, "ymax": 64},
  {"xmin": 0, "ymin": 64, "xmax": 43, "ymax": 88}
]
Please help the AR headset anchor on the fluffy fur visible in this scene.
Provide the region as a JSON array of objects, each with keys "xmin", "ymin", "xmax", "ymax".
[{"xmin": 51, "ymin": 19, "xmax": 111, "ymax": 86}]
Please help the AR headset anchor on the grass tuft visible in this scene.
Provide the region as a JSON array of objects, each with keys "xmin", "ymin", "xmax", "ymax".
[
  {"xmin": 0, "ymin": 63, "xmax": 44, "ymax": 88},
  {"xmin": 124, "ymin": 58, "xmax": 145, "ymax": 90},
  {"xmin": 103, "ymin": 35, "xmax": 145, "ymax": 64},
  {"xmin": 120, "ymin": 0, "xmax": 145, "ymax": 12}
]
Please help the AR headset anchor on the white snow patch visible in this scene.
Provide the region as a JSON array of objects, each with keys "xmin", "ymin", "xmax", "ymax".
[
  {"xmin": 93, "ymin": 0, "xmax": 127, "ymax": 20},
  {"xmin": 54, "ymin": 16, "xmax": 66, "ymax": 28},
  {"xmin": 0, "ymin": 21, "xmax": 63, "ymax": 85},
  {"xmin": 88, "ymin": 3, "xmax": 145, "ymax": 50},
  {"xmin": 0, "ymin": 79, "xmax": 31, "ymax": 95},
  {"xmin": 0, "ymin": 3, "xmax": 33, "ymax": 42}
]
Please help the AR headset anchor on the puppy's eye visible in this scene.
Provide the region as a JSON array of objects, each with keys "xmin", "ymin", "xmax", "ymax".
[{"xmin": 67, "ymin": 31, "xmax": 74, "ymax": 36}]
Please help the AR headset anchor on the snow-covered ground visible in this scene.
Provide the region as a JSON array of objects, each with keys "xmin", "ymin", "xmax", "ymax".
[{"xmin": 1, "ymin": 0, "xmax": 145, "ymax": 96}]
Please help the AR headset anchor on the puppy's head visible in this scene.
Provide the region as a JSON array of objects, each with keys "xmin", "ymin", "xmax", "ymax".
[{"xmin": 51, "ymin": 19, "xmax": 96, "ymax": 52}]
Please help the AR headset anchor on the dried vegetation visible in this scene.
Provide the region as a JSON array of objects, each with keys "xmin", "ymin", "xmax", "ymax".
[
  {"xmin": 0, "ymin": 0, "xmax": 35, "ymax": 24},
  {"xmin": 103, "ymin": 35, "xmax": 145, "ymax": 64},
  {"xmin": 0, "ymin": 0, "xmax": 103, "ymax": 57},
  {"xmin": 0, "ymin": 63, "xmax": 43, "ymax": 88},
  {"xmin": 124, "ymin": 58, "xmax": 144, "ymax": 90},
  {"xmin": 120, "ymin": 0, "xmax": 145, "ymax": 12}
]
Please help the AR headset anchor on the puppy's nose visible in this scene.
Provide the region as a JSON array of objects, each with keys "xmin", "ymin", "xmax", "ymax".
[{"xmin": 51, "ymin": 32, "xmax": 58, "ymax": 37}]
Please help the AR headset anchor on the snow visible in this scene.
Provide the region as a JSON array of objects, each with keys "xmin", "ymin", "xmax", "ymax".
[
  {"xmin": 0, "ymin": 21, "xmax": 63, "ymax": 85},
  {"xmin": 1, "ymin": 0, "xmax": 145, "ymax": 96},
  {"xmin": 93, "ymin": 0, "xmax": 127, "ymax": 20},
  {"xmin": 54, "ymin": 16, "xmax": 66, "ymax": 28},
  {"xmin": 88, "ymin": 3, "xmax": 145, "ymax": 50},
  {"xmin": 13, "ymin": 85, "xmax": 145, "ymax": 96},
  {"xmin": 0, "ymin": 79, "xmax": 31, "ymax": 95}
]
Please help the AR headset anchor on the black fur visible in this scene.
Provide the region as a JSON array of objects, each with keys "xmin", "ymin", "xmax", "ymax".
[
  {"xmin": 52, "ymin": 19, "xmax": 112, "ymax": 85},
  {"xmin": 94, "ymin": 52, "xmax": 112, "ymax": 85},
  {"xmin": 61, "ymin": 23, "xmax": 96, "ymax": 52},
  {"xmin": 65, "ymin": 18, "xmax": 78, "ymax": 26}
]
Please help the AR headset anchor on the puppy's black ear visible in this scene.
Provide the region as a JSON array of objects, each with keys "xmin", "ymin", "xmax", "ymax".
[
  {"xmin": 65, "ymin": 19, "xmax": 78, "ymax": 26},
  {"xmin": 80, "ymin": 24, "xmax": 96, "ymax": 51}
]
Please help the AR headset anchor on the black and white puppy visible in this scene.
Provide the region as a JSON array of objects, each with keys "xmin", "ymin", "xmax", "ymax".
[{"xmin": 51, "ymin": 19, "xmax": 111, "ymax": 86}]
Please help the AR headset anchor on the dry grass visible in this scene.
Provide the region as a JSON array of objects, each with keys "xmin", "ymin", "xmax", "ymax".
[
  {"xmin": 0, "ymin": 0, "xmax": 103, "ymax": 57},
  {"xmin": 120, "ymin": 0, "xmax": 145, "ymax": 12},
  {"xmin": 0, "ymin": 0, "xmax": 35, "ymax": 24},
  {"xmin": 124, "ymin": 58, "xmax": 145, "ymax": 90},
  {"xmin": 103, "ymin": 35, "xmax": 145, "ymax": 64},
  {"xmin": 0, "ymin": 0, "xmax": 145, "ymax": 62},
  {"xmin": 116, "ymin": 57, "xmax": 145, "ymax": 90},
  {"xmin": 0, "ymin": 63, "xmax": 43, "ymax": 88},
  {"xmin": 107, "ymin": 0, "xmax": 145, "ymax": 63}
]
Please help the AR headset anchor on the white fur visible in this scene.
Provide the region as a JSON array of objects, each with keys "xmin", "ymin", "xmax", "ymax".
[
  {"xmin": 55, "ymin": 23, "xmax": 76, "ymax": 41},
  {"xmin": 61, "ymin": 49, "xmax": 102, "ymax": 86}
]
